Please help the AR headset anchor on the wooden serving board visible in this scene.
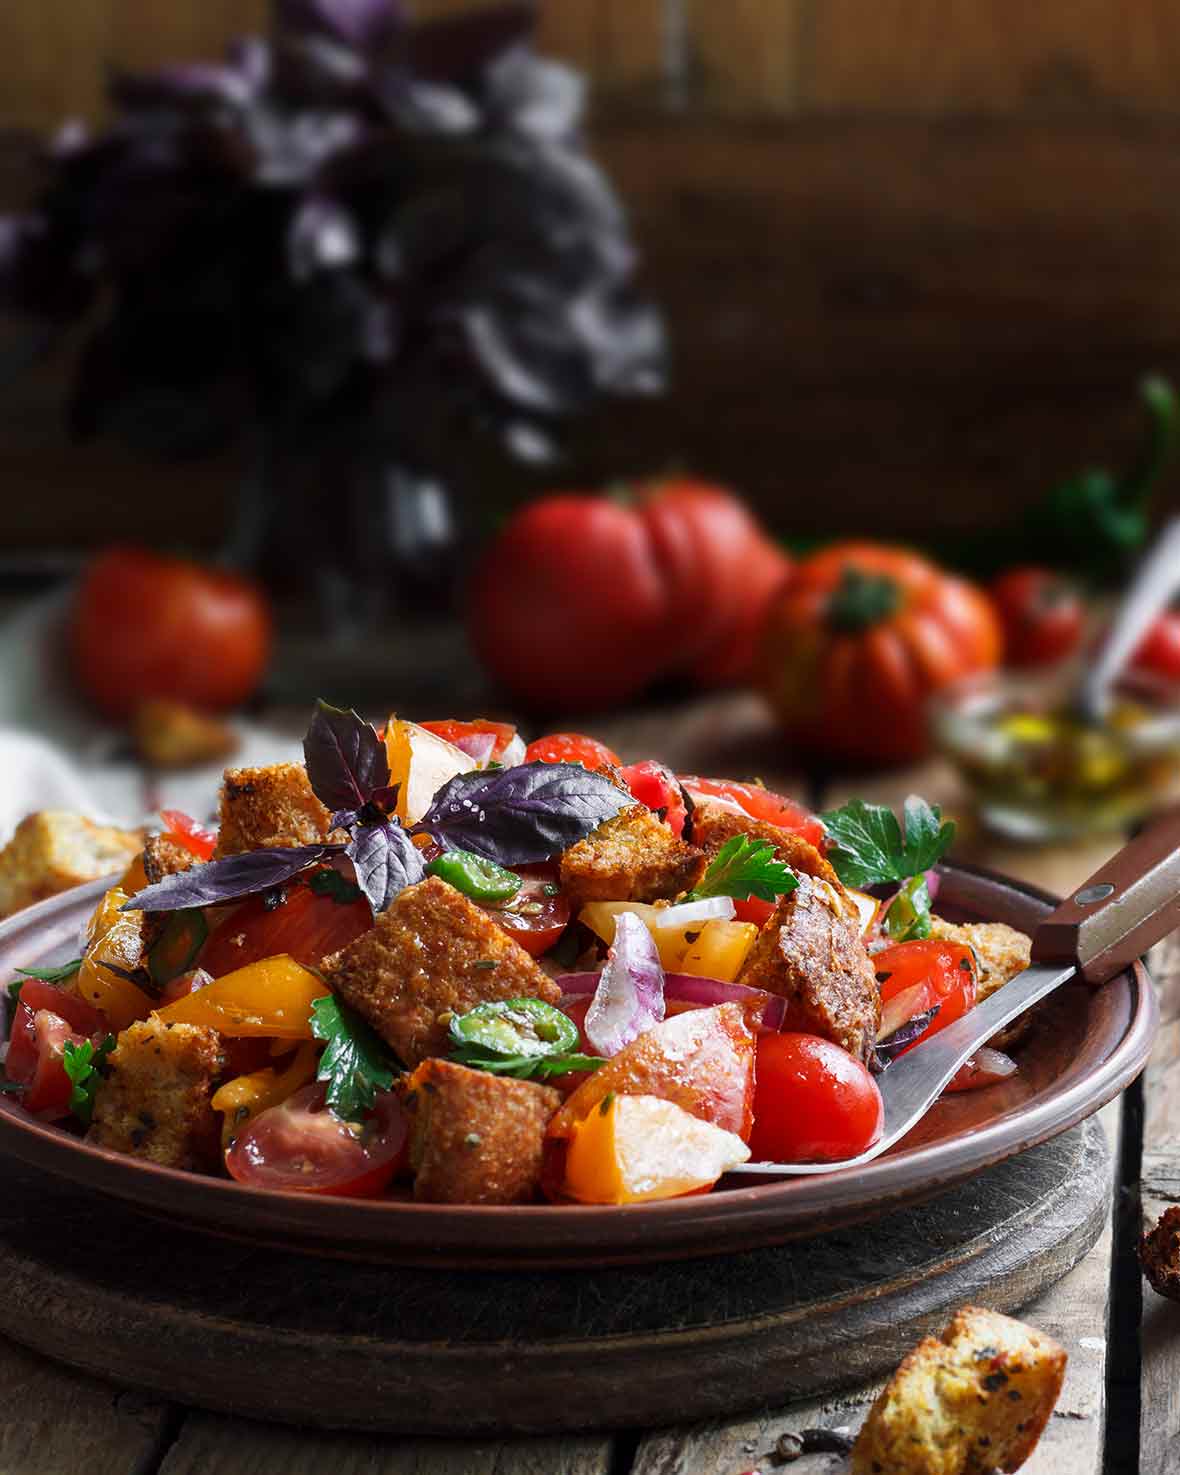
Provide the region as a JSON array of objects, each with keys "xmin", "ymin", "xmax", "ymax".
[{"xmin": 0, "ymin": 1117, "xmax": 1109, "ymax": 1435}]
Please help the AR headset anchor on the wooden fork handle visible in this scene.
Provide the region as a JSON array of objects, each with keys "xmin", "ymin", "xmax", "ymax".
[{"xmin": 1031, "ymin": 808, "xmax": 1180, "ymax": 984}]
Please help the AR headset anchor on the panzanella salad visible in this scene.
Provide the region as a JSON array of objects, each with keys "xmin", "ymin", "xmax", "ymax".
[{"xmin": 1, "ymin": 708, "xmax": 1036, "ymax": 1204}]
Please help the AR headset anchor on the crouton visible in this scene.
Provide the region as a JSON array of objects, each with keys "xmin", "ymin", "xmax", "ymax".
[
  {"xmin": 691, "ymin": 799, "xmax": 838, "ymax": 884},
  {"xmin": 1140, "ymin": 1205, "xmax": 1180, "ymax": 1301},
  {"xmin": 0, "ymin": 811, "xmax": 143, "ymax": 920},
  {"xmin": 213, "ymin": 762, "xmax": 332, "ymax": 858},
  {"xmin": 559, "ymin": 805, "xmax": 706, "ymax": 914},
  {"xmin": 737, "ymin": 873, "xmax": 880, "ymax": 1062},
  {"xmin": 851, "ymin": 1305, "xmax": 1067, "ymax": 1474},
  {"xmin": 403, "ymin": 1057, "xmax": 560, "ymax": 1204},
  {"xmin": 131, "ymin": 699, "xmax": 239, "ymax": 769},
  {"xmin": 87, "ymin": 1019, "xmax": 223, "ymax": 1171},
  {"xmin": 142, "ymin": 832, "xmax": 199, "ymax": 887},
  {"xmin": 320, "ymin": 876, "xmax": 562, "ymax": 1067},
  {"xmin": 930, "ymin": 917, "xmax": 1034, "ymax": 1050}
]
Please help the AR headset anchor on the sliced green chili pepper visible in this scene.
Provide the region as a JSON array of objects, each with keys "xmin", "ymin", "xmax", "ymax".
[
  {"xmin": 449, "ymin": 998, "xmax": 578, "ymax": 1060},
  {"xmin": 426, "ymin": 848, "xmax": 522, "ymax": 903},
  {"xmin": 147, "ymin": 908, "xmax": 208, "ymax": 987}
]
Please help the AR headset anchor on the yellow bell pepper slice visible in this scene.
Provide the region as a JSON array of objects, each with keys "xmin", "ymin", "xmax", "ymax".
[
  {"xmin": 678, "ymin": 920, "xmax": 759, "ymax": 983},
  {"xmin": 579, "ymin": 898, "xmax": 738, "ymax": 973},
  {"xmin": 154, "ymin": 954, "xmax": 324, "ymax": 1037},
  {"xmin": 76, "ymin": 886, "xmax": 156, "ymax": 1032},
  {"xmin": 118, "ymin": 852, "xmax": 148, "ymax": 895},
  {"xmin": 211, "ymin": 1041, "xmax": 319, "ymax": 1149},
  {"xmin": 384, "ymin": 716, "xmax": 472, "ymax": 825}
]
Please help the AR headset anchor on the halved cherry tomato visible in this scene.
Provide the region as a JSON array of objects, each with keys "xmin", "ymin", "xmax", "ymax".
[
  {"xmin": 679, "ymin": 776, "xmax": 827, "ymax": 852},
  {"xmin": 989, "ymin": 567, "xmax": 1086, "ymax": 669},
  {"xmin": 160, "ymin": 809, "xmax": 218, "ymax": 861},
  {"xmin": 620, "ymin": 759, "xmax": 687, "ymax": 836},
  {"xmin": 198, "ymin": 872, "xmax": 372, "ymax": 978},
  {"xmin": 224, "ymin": 1083, "xmax": 409, "ymax": 1196},
  {"xmin": 13, "ymin": 1009, "xmax": 87, "ymax": 1119},
  {"xmin": 420, "ymin": 719, "xmax": 519, "ymax": 762},
  {"xmin": 1134, "ymin": 610, "xmax": 1180, "ymax": 682},
  {"xmin": 9, "ymin": 978, "xmax": 107, "ymax": 1037},
  {"xmin": 482, "ymin": 870, "xmax": 571, "ymax": 957},
  {"xmin": 524, "ymin": 733, "xmax": 621, "ymax": 771},
  {"xmin": 945, "ymin": 1046, "xmax": 1018, "ymax": 1092},
  {"xmin": 872, "ymin": 939, "xmax": 979, "ymax": 1052},
  {"xmin": 748, "ymin": 1032, "xmax": 883, "ymax": 1164}
]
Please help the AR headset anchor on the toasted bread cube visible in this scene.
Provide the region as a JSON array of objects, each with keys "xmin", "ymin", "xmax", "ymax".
[
  {"xmin": 88, "ymin": 1019, "xmax": 223, "ymax": 1171},
  {"xmin": 0, "ymin": 811, "xmax": 144, "ymax": 920},
  {"xmin": 737, "ymin": 873, "xmax": 880, "ymax": 1062},
  {"xmin": 692, "ymin": 800, "xmax": 838, "ymax": 884},
  {"xmin": 1140, "ymin": 1205, "xmax": 1180, "ymax": 1301},
  {"xmin": 214, "ymin": 762, "xmax": 332, "ymax": 858},
  {"xmin": 403, "ymin": 1057, "xmax": 560, "ymax": 1204},
  {"xmin": 930, "ymin": 917, "xmax": 1034, "ymax": 1050},
  {"xmin": 131, "ymin": 699, "xmax": 239, "ymax": 770},
  {"xmin": 851, "ymin": 1305, "xmax": 1067, "ymax": 1474},
  {"xmin": 320, "ymin": 876, "xmax": 562, "ymax": 1067},
  {"xmin": 142, "ymin": 832, "xmax": 199, "ymax": 887},
  {"xmin": 559, "ymin": 805, "xmax": 706, "ymax": 914}
]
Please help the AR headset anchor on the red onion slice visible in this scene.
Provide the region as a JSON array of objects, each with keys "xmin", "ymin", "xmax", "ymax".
[
  {"xmin": 451, "ymin": 732, "xmax": 497, "ymax": 767},
  {"xmin": 584, "ymin": 912, "xmax": 666, "ymax": 1057},
  {"xmin": 560, "ymin": 971, "xmax": 787, "ymax": 1032}
]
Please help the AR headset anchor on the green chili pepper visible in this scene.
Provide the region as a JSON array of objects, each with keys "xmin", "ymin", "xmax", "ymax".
[
  {"xmin": 147, "ymin": 908, "xmax": 208, "ymax": 987},
  {"xmin": 449, "ymin": 998, "xmax": 578, "ymax": 1059},
  {"xmin": 426, "ymin": 848, "xmax": 522, "ymax": 903}
]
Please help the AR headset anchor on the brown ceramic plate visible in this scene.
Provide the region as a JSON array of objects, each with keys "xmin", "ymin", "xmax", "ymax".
[{"xmin": 0, "ymin": 865, "xmax": 1157, "ymax": 1267}]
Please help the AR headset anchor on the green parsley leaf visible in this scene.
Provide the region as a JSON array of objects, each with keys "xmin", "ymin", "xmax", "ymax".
[
  {"xmin": 448, "ymin": 1044, "xmax": 605, "ymax": 1081},
  {"xmin": 61, "ymin": 1035, "xmax": 116, "ymax": 1126},
  {"xmin": 308, "ymin": 869, "xmax": 364, "ymax": 906},
  {"xmin": 687, "ymin": 835, "xmax": 798, "ymax": 904},
  {"xmin": 819, "ymin": 795, "xmax": 955, "ymax": 889},
  {"xmin": 309, "ymin": 995, "xmax": 400, "ymax": 1120},
  {"xmin": 9, "ymin": 959, "xmax": 83, "ymax": 1003},
  {"xmin": 884, "ymin": 873, "xmax": 933, "ymax": 943}
]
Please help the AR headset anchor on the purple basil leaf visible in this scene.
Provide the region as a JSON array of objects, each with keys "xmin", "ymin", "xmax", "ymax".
[
  {"xmin": 874, "ymin": 1005, "xmax": 941, "ymax": 1065},
  {"xmin": 303, "ymin": 699, "xmax": 390, "ymax": 811},
  {"xmin": 346, "ymin": 819, "xmax": 426, "ymax": 914},
  {"xmin": 413, "ymin": 761, "xmax": 629, "ymax": 865},
  {"xmin": 123, "ymin": 845, "xmax": 343, "ymax": 912},
  {"xmin": 584, "ymin": 912, "xmax": 665, "ymax": 1057}
]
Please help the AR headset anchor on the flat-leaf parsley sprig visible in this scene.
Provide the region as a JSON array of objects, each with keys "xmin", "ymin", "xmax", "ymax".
[{"xmin": 686, "ymin": 835, "xmax": 798, "ymax": 904}]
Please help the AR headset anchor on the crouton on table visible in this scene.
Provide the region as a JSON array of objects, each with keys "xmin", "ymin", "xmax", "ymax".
[
  {"xmin": 1140, "ymin": 1205, "xmax": 1180, "ymax": 1301},
  {"xmin": 402, "ymin": 1057, "xmax": 560, "ymax": 1204},
  {"xmin": 320, "ymin": 876, "xmax": 562, "ymax": 1067},
  {"xmin": 0, "ymin": 811, "xmax": 143, "ymax": 920},
  {"xmin": 692, "ymin": 799, "xmax": 838, "ymax": 884},
  {"xmin": 737, "ymin": 873, "xmax": 880, "ymax": 1062},
  {"xmin": 131, "ymin": 699, "xmax": 239, "ymax": 769},
  {"xmin": 559, "ymin": 805, "xmax": 706, "ymax": 914},
  {"xmin": 88, "ymin": 1019, "xmax": 224, "ymax": 1171},
  {"xmin": 213, "ymin": 762, "xmax": 332, "ymax": 858},
  {"xmin": 852, "ymin": 1305, "xmax": 1067, "ymax": 1475}
]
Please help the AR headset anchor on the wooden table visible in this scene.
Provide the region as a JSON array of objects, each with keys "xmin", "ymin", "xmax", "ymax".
[{"xmin": 1, "ymin": 691, "xmax": 1177, "ymax": 1475}]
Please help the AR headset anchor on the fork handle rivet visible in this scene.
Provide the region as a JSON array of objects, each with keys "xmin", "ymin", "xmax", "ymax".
[{"xmin": 1075, "ymin": 883, "xmax": 1115, "ymax": 905}]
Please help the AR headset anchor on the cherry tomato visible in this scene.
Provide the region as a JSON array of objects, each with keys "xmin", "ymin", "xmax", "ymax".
[
  {"xmin": 225, "ymin": 1083, "xmax": 408, "ymax": 1196},
  {"xmin": 1134, "ymin": 610, "xmax": 1180, "ymax": 681},
  {"xmin": 989, "ymin": 567, "xmax": 1086, "ymax": 669},
  {"xmin": 9, "ymin": 978, "xmax": 107, "ymax": 1036},
  {"xmin": 70, "ymin": 546, "xmax": 272, "ymax": 720},
  {"xmin": 749, "ymin": 1032, "xmax": 883, "ymax": 1164},
  {"xmin": 679, "ymin": 776, "xmax": 827, "ymax": 852},
  {"xmin": 159, "ymin": 808, "xmax": 218, "ymax": 861},
  {"xmin": 12, "ymin": 1009, "xmax": 87, "ymax": 1119},
  {"xmin": 872, "ymin": 939, "xmax": 979, "ymax": 1051},
  {"xmin": 620, "ymin": 759, "xmax": 687, "ymax": 836},
  {"xmin": 482, "ymin": 871, "xmax": 571, "ymax": 957},
  {"xmin": 420, "ymin": 719, "xmax": 519, "ymax": 762},
  {"xmin": 198, "ymin": 872, "xmax": 372, "ymax": 977},
  {"xmin": 524, "ymin": 733, "xmax": 622, "ymax": 772}
]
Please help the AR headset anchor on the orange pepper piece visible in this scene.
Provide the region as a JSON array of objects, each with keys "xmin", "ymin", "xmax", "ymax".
[
  {"xmin": 75, "ymin": 886, "xmax": 155, "ymax": 1031},
  {"xmin": 154, "ymin": 954, "xmax": 324, "ymax": 1037}
]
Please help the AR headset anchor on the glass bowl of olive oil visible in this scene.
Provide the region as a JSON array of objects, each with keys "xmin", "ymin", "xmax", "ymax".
[{"xmin": 932, "ymin": 671, "xmax": 1180, "ymax": 840}]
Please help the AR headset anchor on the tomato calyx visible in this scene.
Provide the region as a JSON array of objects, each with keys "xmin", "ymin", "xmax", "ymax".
[{"xmin": 826, "ymin": 566, "xmax": 903, "ymax": 633}]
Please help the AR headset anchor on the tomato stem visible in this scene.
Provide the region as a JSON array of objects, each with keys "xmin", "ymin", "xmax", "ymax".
[{"xmin": 826, "ymin": 567, "xmax": 902, "ymax": 633}]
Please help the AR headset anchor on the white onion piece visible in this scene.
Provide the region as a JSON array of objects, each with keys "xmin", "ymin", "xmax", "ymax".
[
  {"xmin": 499, "ymin": 733, "xmax": 527, "ymax": 767},
  {"xmin": 584, "ymin": 912, "xmax": 666, "ymax": 1057}
]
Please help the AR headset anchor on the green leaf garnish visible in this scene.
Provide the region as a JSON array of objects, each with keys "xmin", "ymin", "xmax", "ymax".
[
  {"xmin": 884, "ymin": 873, "xmax": 933, "ymax": 943},
  {"xmin": 9, "ymin": 959, "xmax": 83, "ymax": 1002},
  {"xmin": 62, "ymin": 1035, "xmax": 116, "ymax": 1126},
  {"xmin": 819, "ymin": 795, "xmax": 955, "ymax": 889},
  {"xmin": 309, "ymin": 995, "xmax": 400, "ymax": 1121},
  {"xmin": 448, "ymin": 1044, "xmax": 605, "ymax": 1081},
  {"xmin": 687, "ymin": 835, "xmax": 798, "ymax": 904}
]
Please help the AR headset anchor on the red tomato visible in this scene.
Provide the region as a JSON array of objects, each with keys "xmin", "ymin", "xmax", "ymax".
[
  {"xmin": 733, "ymin": 897, "xmax": 776, "ymax": 927},
  {"xmin": 873, "ymin": 939, "xmax": 979, "ymax": 1050},
  {"xmin": 691, "ymin": 535, "xmax": 792, "ymax": 687},
  {"xmin": 945, "ymin": 1047, "xmax": 1018, "ymax": 1093},
  {"xmin": 225, "ymin": 1084, "xmax": 408, "ymax": 1196},
  {"xmin": 620, "ymin": 759, "xmax": 687, "ymax": 836},
  {"xmin": 749, "ymin": 1032, "xmax": 883, "ymax": 1164},
  {"xmin": 16, "ymin": 1010, "xmax": 87, "ymax": 1119},
  {"xmin": 524, "ymin": 733, "xmax": 622, "ymax": 771},
  {"xmin": 990, "ymin": 567, "xmax": 1086, "ymax": 669},
  {"xmin": 420, "ymin": 719, "xmax": 519, "ymax": 761},
  {"xmin": 70, "ymin": 546, "xmax": 272, "ymax": 719},
  {"xmin": 1134, "ymin": 610, "xmax": 1180, "ymax": 681},
  {"xmin": 680, "ymin": 776, "xmax": 827, "ymax": 852},
  {"xmin": 198, "ymin": 873, "xmax": 372, "ymax": 977},
  {"xmin": 9, "ymin": 978, "xmax": 107, "ymax": 1036},
  {"xmin": 159, "ymin": 808, "xmax": 218, "ymax": 861},
  {"xmin": 482, "ymin": 871, "xmax": 571, "ymax": 957}
]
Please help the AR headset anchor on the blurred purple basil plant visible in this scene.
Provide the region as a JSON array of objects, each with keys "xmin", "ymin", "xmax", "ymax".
[{"xmin": 0, "ymin": 0, "xmax": 665, "ymax": 623}]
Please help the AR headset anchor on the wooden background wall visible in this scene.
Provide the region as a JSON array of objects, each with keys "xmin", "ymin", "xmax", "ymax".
[{"xmin": 3, "ymin": 0, "xmax": 1180, "ymax": 553}]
